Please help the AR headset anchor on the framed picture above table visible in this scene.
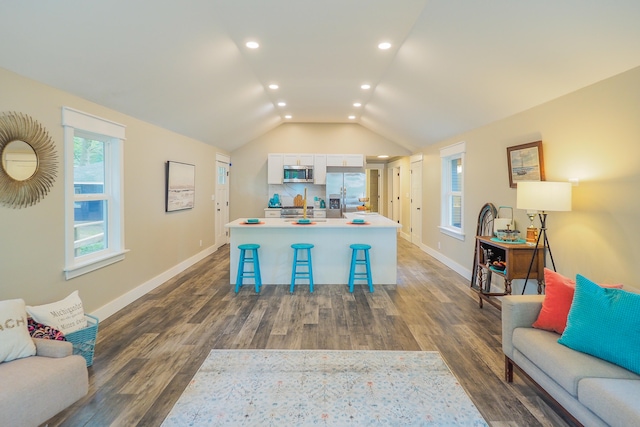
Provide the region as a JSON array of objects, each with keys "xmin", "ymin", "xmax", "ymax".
[{"xmin": 506, "ymin": 141, "xmax": 545, "ymax": 188}]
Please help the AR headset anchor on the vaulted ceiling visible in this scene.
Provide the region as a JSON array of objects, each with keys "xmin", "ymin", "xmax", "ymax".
[{"xmin": 1, "ymin": 1, "xmax": 639, "ymax": 152}]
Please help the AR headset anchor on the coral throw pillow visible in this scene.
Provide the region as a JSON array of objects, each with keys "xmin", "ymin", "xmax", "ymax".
[{"xmin": 532, "ymin": 269, "xmax": 622, "ymax": 334}]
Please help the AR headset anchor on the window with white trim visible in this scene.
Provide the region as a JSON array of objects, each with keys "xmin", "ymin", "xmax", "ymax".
[
  {"xmin": 439, "ymin": 141, "xmax": 465, "ymax": 240},
  {"xmin": 62, "ymin": 107, "xmax": 126, "ymax": 279}
]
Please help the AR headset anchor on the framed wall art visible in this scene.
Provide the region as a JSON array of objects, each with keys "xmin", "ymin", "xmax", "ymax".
[
  {"xmin": 165, "ymin": 161, "xmax": 195, "ymax": 212},
  {"xmin": 506, "ymin": 141, "xmax": 545, "ymax": 188}
]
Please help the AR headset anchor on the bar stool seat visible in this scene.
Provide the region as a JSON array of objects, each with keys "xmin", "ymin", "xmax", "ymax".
[
  {"xmin": 348, "ymin": 243, "xmax": 373, "ymax": 293},
  {"xmin": 290, "ymin": 243, "xmax": 314, "ymax": 293},
  {"xmin": 235, "ymin": 243, "xmax": 262, "ymax": 293}
]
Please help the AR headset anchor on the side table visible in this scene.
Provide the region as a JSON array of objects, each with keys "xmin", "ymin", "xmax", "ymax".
[{"xmin": 473, "ymin": 236, "xmax": 545, "ymax": 309}]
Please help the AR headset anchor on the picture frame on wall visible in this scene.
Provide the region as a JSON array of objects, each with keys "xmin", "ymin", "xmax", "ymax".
[
  {"xmin": 165, "ymin": 161, "xmax": 195, "ymax": 212},
  {"xmin": 506, "ymin": 141, "xmax": 545, "ymax": 188}
]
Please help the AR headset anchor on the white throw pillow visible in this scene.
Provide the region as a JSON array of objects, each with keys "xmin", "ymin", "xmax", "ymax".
[
  {"xmin": 26, "ymin": 290, "xmax": 87, "ymax": 334},
  {"xmin": 0, "ymin": 299, "xmax": 36, "ymax": 363}
]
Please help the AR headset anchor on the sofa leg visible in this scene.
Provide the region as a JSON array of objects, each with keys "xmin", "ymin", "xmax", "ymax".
[{"xmin": 505, "ymin": 356, "xmax": 514, "ymax": 382}]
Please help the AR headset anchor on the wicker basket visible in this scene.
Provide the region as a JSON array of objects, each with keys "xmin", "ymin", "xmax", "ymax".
[{"xmin": 65, "ymin": 314, "xmax": 99, "ymax": 367}]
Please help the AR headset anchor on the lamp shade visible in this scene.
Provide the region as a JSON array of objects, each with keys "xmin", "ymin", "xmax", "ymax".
[{"xmin": 516, "ymin": 181, "xmax": 572, "ymax": 212}]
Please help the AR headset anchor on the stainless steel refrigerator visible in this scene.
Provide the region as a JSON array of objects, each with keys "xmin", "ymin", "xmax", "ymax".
[{"xmin": 326, "ymin": 171, "xmax": 366, "ymax": 218}]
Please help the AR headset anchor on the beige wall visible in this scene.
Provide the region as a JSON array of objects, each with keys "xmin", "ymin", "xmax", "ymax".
[
  {"xmin": 0, "ymin": 68, "xmax": 225, "ymax": 313},
  {"xmin": 229, "ymin": 123, "xmax": 412, "ymax": 221},
  {"xmin": 419, "ymin": 66, "xmax": 640, "ymax": 288}
]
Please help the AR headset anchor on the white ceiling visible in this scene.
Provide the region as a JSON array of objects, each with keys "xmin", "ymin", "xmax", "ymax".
[{"xmin": 1, "ymin": 1, "xmax": 639, "ymax": 152}]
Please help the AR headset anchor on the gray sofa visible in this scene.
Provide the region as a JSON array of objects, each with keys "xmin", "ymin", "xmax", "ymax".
[
  {"xmin": 0, "ymin": 338, "xmax": 88, "ymax": 427},
  {"xmin": 502, "ymin": 295, "xmax": 640, "ymax": 427}
]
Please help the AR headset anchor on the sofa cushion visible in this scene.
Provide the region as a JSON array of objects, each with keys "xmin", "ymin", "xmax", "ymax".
[
  {"xmin": 559, "ymin": 274, "xmax": 640, "ymax": 375},
  {"xmin": 532, "ymin": 269, "xmax": 622, "ymax": 334},
  {"xmin": 26, "ymin": 290, "xmax": 87, "ymax": 334},
  {"xmin": 512, "ymin": 327, "xmax": 639, "ymax": 396},
  {"xmin": 579, "ymin": 378, "xmax": 640, "ymax": 427},
  {"xmin": 0, "ymin": 299, "xmax": 36, "ymax": 363}
]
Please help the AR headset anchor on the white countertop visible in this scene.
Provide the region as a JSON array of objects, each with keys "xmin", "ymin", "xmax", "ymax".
[{"xmin": 226, "ymin": 213, "xmax": 400, "ymax": 229}]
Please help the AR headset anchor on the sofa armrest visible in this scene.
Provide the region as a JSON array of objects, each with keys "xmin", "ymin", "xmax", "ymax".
[
  {"xmin": 501, "ymin": 295, "xmax": 544, "ymax": 358},
  {"xmin": 33, "ymin": 338, "xmax": 73, "ymax": 358}
]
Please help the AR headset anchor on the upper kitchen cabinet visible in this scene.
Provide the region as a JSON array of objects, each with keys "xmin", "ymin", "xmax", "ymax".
[
  {"xmin": 314, "ymin": 154, "xmax": 327, "ymax": 185},
  {"xmin": 283, "ymin": 153, "xmax": 314, "ymax": 166},
  {"xmin": 267, "ymin": 153, "xmax": 284, "ymax": 184},
  {"xmin": 326, "ymin": 154, "xmax": 364, "ymax": 167}
]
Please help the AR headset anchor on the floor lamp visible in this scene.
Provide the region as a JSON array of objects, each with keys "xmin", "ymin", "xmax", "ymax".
[{"xmin": 516, "ymin": 181, "xmax": 572, "ymax": 294}]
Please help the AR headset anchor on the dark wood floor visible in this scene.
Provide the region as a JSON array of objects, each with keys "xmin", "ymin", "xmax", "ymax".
[{"xmin": 47, "ymin": 238, "xmax": 571, "ymax": 426}]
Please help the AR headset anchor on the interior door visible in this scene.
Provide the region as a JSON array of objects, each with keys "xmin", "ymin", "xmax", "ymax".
[
  {"xmin": 392, "ymin": 167, "xmax": 400, "ymax": 224},
  {"xmin": 215, "ymin": 155, "xmax": 230, "ymax": 246},
  {"xmin": 411, "ymin": 160, "xmax": 423, "ymax": 244}
]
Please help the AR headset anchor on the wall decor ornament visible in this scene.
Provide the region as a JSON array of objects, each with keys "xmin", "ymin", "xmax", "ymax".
[
  {"xmin": 506, "ymin": 140, "xmax": 545, "ymax": 188},
  {"xmin": 0, "ymin": 111, "xmax": 58, "ymax": 208},
  {"xmin": 165, "ymin": 161, "xmax": 195, "ymax": 212}
]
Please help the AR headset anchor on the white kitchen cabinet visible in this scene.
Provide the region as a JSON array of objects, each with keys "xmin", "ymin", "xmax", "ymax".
[
  {"xmin": 267, "ymin": 153, "xmax": 284, "ymax": 184},
  {"xmin": 313, "ymin": 209, "xmax": 326, "ymax": 218},
  {"xmin": 283, "ymin": 153, "xmax": 314, "ymax": 166},
  {"xmin": 326, "ymin": 154, "xmax": 364, "ymax": 167},
  {"xmin": 313, "ymin": 154, "xmax": 327, "ymax": 184},
  {"xmin": 264, "ymin": 208, "xmax": 282, "ymax": 218}
]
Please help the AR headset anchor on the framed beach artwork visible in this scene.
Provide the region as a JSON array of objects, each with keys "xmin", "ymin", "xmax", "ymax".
[
  {"xmin": 506, "ymin": 141, "xmax": 545, "ymax": 188},
  {"xmin": 165, "ymin": 161, "xmax": 195, "ymax": 212}
]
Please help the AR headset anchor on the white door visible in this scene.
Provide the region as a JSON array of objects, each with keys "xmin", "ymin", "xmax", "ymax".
[
  {"xmin": 411, "ymin": 161, "xmax": 423, "ymax": 245},
  {"xmin": 215, "ymin": 155, "xmax": 230, "ymax": 246},
  {"xmin": 392, "ymin": 167, "xmax": 401, "ymax": 224}
]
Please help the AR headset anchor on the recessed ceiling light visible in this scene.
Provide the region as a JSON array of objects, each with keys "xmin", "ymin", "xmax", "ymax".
[
  {"xmin": 353, "ymin": 102, "xmax": 362, "ymax": 107},
  {"xmin": 246, "ymin": 41, "xmax": 259, "ymax": 49},
  {"xmin": 268, "ymin": 84, "xmax": 279, "ymax": 90},
  {"xmin": 348, "ymin": 115, "xmax": 356, "ymax": 120},
  {"xmin": 361, "ymin": 84, "xmax": 371, "ymax": 90},
  {"xmin": 378, "ymin": 155, "xmax": 389, "ymax": 159},
  {"xmin": 378, "ymin": 42, "xmax": 391, "ymax": 50},
  {"xmin": 277, "ymin": 101, "xmax": 286, "ymax": 107},
  {"xmin": 284, "ymin": 115, "xmax": 292, "ymax": 119}
]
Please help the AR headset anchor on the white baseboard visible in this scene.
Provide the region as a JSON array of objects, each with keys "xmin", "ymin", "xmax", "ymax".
[
  {"xmin": 91, "ymin": 244, "xmax": 221, "ymax": 321},
  {"xmin": 418, "ymin": 243, "xmax": 472, "ymax": 281}
]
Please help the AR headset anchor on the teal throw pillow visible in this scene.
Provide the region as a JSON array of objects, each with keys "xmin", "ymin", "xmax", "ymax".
[{"xmin": 558, "ymin": 274, "xmax": 640, "ymax": 375}]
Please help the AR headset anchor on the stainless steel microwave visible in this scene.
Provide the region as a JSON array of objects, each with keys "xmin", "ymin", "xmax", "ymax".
[{"xmin": 283, "ymin": 165, "xmax": 314, "ymax": 183}]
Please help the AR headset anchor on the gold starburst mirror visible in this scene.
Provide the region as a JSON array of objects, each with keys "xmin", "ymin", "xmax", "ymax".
[{"xmin": 0, "ymin": 111, "xmax": 57, "ymax": 208}]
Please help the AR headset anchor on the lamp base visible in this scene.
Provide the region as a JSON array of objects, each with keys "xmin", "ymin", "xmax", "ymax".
[{"xmin": 526, "ymin": 227, "xmax": 538, "ymax": 244}]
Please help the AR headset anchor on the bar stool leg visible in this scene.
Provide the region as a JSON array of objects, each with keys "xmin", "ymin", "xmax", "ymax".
[
  {"xmin": 290, "ymin": 248, "xmax": 299, "ymax": 293},
  {"xmin": 364, "ymin": 248, "xmax": 373, "ymax": 293},
  {"xmin": 307, "ymin": 247, "xmax": 314, "ymax": 293},
  {"xmin": 235, "ymin": 248, "xmax": 246, "ymax": 293},
  {"xmin": 253, "ymin": 248, "xmax": 262, "ymax": 293},
  {"xmin": 348, "ymin": 247, "xmax": 357, "ymax": 293}
]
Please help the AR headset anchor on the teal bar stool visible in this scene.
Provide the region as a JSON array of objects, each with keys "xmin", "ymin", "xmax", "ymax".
[
  {"xmin": 290, "ymin": 243, "xmax": 314, "ymax": 293},
  {"xmin": 348, "ymin": 244, "xmax": 373, "ymax": 293},
  {"xmin": 235, "ymin": 243, "xmax": 262, "ymax": 293}
]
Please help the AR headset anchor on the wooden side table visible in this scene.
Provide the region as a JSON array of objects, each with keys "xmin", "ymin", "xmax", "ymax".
[{"xmin": 473, "ymin": 236, "xmax": 545, "ymax": 309}]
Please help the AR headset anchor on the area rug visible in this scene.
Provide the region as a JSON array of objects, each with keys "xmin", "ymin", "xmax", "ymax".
[{"xmin": 161, "ymin": 350, "xmax": 488, "ymax": 426}]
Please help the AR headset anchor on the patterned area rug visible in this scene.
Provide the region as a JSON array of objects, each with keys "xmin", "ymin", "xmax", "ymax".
[{"xmin": 162, "ymin": 350, "xmax": 488, "ymax": 426}]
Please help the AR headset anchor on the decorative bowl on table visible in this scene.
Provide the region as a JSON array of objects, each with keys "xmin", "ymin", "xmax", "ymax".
[
  {"xmin": 246, "ymin": 218, "xmax": 259, "ymax": 223},
  {"xmin": 495, "ymin": 229, "xmax": 520, "ymax": 242},
  {"xmin": 352, "ymin": 218, "xmax": 365, "ymax": 224},
  {"xmin": 297, "ymin": 218, "xmax": 311, "ymax": 224}
]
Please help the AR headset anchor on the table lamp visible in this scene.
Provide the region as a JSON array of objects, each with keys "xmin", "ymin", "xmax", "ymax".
[{"xmin": 516, "ymin": 181, "xmax": 572, "ymax": 293}]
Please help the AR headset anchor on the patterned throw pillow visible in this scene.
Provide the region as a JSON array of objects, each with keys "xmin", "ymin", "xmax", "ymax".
[
  {"xmin": 0, "ymin": 299, "xmax": 36, "ymax": 363},
  {"xmin": 28, "ymin": 317, "xmax": 67, "ymax": 341},
  {"xmin": 532, "ymin": 269, "xmax": 622, "ymax": 334},
  {"xmin": 558, "ymin": 274, "xmax": 640, "ymax": 375}
]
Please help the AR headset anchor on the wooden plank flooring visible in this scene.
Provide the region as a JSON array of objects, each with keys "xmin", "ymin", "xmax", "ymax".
[{"xmin": 47, "ymin": 238, "xmax": 573, "ymax": 426}]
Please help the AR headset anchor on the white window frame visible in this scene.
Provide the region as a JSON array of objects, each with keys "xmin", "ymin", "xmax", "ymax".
[
  {"xmin": 439, "ymin": 141, "xmax": 465, "ymax": 241},
  {"xmin": 62, "ymin": 107, "xmax": 127, "ymax": 280}
]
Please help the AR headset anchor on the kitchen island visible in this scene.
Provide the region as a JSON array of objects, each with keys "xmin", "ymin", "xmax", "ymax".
[{"xmin": 226, "ymin": 214, "xmax": 401, "ymax": 286}]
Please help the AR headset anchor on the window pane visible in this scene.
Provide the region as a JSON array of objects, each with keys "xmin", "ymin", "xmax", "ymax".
[
  {"xmin": 218, "ymin": 166, "xmax": 226, "ymax": 185},
  {"xmin": 451, "ymin": 195, "xmax": 462, "ymax": 228},
  {"xmin": 74, "ymin": 200, "xmax": 107, "ymax": 256},
  {"xmin": 74, "ymin": 137, "xmax": 104, "ymax": 194},
  {"xmin": 450, "ymin": 158, "xmax": 462, "ymax": 192}
]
